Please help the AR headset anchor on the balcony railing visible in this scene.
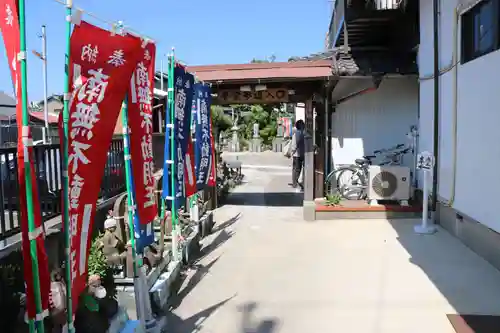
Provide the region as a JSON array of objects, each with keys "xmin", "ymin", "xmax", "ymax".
[
  {"xmin": 329, "ymin": 0, "xmax": 345, "ymax": 49},
  {"xmin": 329, "ymin": 0, "xmax": 407, "ymax": 49},
  {"xmin": 0, "ymin": 139, "xmax": 126, "ymax": 241}
]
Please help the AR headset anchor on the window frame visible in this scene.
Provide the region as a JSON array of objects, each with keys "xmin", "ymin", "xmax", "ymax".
[{"xmin": 461, "ymin": 0, "xmax": 500, "ymax": 64}]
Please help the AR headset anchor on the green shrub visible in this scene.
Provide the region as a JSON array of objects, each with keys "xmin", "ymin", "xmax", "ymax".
[
  {"xmin": 88, "ymin": 234, "xmax": 116, "ymax": 299},
  {"xmin": 325, "ymin": 193, "xmax": 342, "ymax": 206}
]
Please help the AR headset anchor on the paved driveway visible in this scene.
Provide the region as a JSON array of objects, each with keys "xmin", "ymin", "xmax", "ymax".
[{"xmin": 168, "ymin": 153, "xmax": 500, "ymax": 333}]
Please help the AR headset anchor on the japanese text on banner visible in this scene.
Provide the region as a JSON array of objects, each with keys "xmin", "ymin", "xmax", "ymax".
[
  {"xmin": 66, "ymin": 21, "xmax": 142, "ymax": 313},
  {"xmin": 128, "ymin": 41, "xmax": 157, "ymax": 226},
  {"xmin": 173, "ymin": 66, "xmax": 194, "ymax": 208},
  {"xmin": 195, "ymin": 83, "xmax": 212, "ymax": 190}
]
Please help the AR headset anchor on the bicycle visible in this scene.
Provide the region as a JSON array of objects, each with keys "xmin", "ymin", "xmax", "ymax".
[{"xmin": 325, "ymin": 144, "xmax": 412, "ymax": 200}]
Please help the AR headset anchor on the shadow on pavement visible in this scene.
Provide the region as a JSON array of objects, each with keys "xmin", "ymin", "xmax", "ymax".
[
  {"xmin": 238, "ymin": 302, "xmax": 279, "ymax": 333},
  {"xmin": 167, "ymin": 299, "xmax": 280, "ymax": 333},
  {"xmin": 169, "ymin": 213, "xmax": 240, "ymax": 309},
  {"xmin": 264, "ymin": 192, "xmax": 303, "ymax": 207},
  {"xmin": 195, "ymin": 228, "xmax": 235, "ymax": 263},
  {"xmin": 212, "ymin": 213, "xmax": 242, "ymax": 233},
  {"xmin": 224, "ymin": 192, "xmax": 304, "ymax": 207},
  {"xmin": 225, "ymin": 192, "xmax": 303, "ymax": 207},
  {"xmin": 170, "ymin": 255, "xmax": 222, "ymax": 309},
  {"xmin": 166, "ymin": 295, "xmax": 236, "ymax": 332},
  {"xmin": 389, "ymin": 220, "xmax": 500, "ymax": 320}
]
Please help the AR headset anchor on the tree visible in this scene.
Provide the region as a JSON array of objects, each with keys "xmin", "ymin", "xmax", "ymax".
[
  {"xmin": 234, "ymin": 104, "xmax": 280, "ymax": 145},
  {"xmin": 250, "ymin": 54, "xmax": 276, "ymax": 63},
  {"xmin": 250, "ymin": 58, "xmax": 269, "ymax": 64},
  {"xmin": 210, "ymin": 105, "xmax": 233, "ymax": 141}
]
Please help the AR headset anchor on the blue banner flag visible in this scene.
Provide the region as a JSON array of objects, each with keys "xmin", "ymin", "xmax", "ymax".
[
  {"xmin": 130, "ymin": 163, "xmax": 154, "ymax": 253},
  {"xmin": 191, "ymin": 87, "xmax": 198, "ymax": 173},
  {"xmin": 173, "ymin": 66, "xmax": 194, "ymax": 209},
  {"xmin": 194, "ymin": 83, "xmax": 212, "ymax": 190}
]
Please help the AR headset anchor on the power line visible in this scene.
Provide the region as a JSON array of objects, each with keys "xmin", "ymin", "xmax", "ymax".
[
  {"xmin": 50, "ymin": 0, "xmax": 157, "ymax": 43},
  {"xmin": 48, "ymin": 0, "xmax": 204, "ymax": 79}
]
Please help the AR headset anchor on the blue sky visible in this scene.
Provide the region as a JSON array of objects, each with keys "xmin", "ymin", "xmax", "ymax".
[{"xmin": 0, "ymin": 0, "xmax": 331, "ymax": 102}]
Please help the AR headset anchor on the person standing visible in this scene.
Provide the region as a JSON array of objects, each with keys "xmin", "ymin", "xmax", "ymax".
[{"xmin": 290, "ymin": 120, "xmax": 305, "ymax": 191}]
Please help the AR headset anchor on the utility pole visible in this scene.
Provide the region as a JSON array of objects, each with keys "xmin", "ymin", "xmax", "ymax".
[{"xmin": 33, "ymin": 25, "xmax": 49, "ymax": 143}]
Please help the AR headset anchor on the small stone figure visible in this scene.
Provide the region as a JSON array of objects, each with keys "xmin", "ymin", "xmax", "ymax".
[
  {"xmin": 277, "ymin": 117, "xmax": 284, "ymax": 137},
  {"xmin": 143, "ymin": 243, "xmax": 162, "ymax": 271},
  {"xmin": 101, "ymin": 217, "xmax": 127, "ymax": 267},
  {"xmin": 253, "ymin": 123, "xmax": 259, "ymax": 138},
  {"xmin": 49, "ymin": 268, "xmax": 67, "ymax": 332}
]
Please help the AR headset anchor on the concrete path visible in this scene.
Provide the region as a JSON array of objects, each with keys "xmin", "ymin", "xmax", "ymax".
[{"xmin": 168, "ymin": 152, "xmax": 500, "ymax": 333}]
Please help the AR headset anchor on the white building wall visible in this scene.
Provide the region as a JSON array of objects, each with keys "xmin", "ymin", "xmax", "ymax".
[
  {"xmin": 419, "ymin": 0, "xmax": 500, "ymax": 231},
  {"xmin": 331, "ymin": 78, "xmax": 418, "ymax": 172},
  {"xmin": 295, "ymin": 103, "xmax": 305, "ymax": 122}
]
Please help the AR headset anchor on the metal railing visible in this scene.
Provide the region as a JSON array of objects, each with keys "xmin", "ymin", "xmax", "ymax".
[
  {"xmin": 0, "ymin": 139, "xmax": 126, "ymax": 240},
  {"xmin": 328, "ymin": 0, "xmax": 345, "ymax": 49},
  {"xmin": 0, "ymin": 124, "xmax": 59, "ymax": 147}
]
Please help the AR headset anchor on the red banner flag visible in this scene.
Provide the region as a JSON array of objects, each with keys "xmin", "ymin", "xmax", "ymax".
[
  {"xmin": 185, "ymin": 138, "xmax": 196, "ymax": 196},
  {"xmin": 127, "ymin": 41, "xmax": 157, "ymax": 224},
  {"xmin": 0, "ymin": 0, "xmax": 50, "ymax": 321},
  {"xmin": 66, "ymin": 21, "xmax": 142, "ymax": 311}
]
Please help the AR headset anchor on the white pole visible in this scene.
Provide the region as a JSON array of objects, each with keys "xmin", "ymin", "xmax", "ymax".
[
  {"xmin": 414, "ymin": 152, "xmax": 437, "ymax": 234},
  {"xmin": 41, "ymin": 25, "xmax": 49, "ymax": 143},
  {"xmin": 160, "ymin": 59, "xmax": 164, "ymax": 91},
  {"xmin": 158, "ymin": 59, "xmax": 164, "ymax": 134},
  {"xmin": 422, "ymin": 170, "xmax": 429, "ymax": 227}
]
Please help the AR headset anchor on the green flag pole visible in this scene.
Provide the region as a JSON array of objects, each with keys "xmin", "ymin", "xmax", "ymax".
[
  {"xmin": 18, "ymin": 0, "xmax": 45, "ymax": 332},
  {"xmin": 61, "ymin": 1, "xmax": 74, "ymax": 332},
  {"xmin": 121, "ymin": 97, "xmax": 139, "ymax": 277},
  {"xmin": 122, "ymin": 94, "xmax": 158, "ymax": 331},
  {"xmin": 121, "ymin": 97, "xmax": 149, "ymax": 327},
  {"xmin": 168, "ymin": 50, "xmax": 179, "ymax": 261}
]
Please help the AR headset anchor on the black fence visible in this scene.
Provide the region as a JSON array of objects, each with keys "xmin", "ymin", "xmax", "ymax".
[
  {"xmin": 0, "ymin": 139, "xmax": 126, "ymax": 241},
  {"xmin": 0, "ymin": 124, "xmax": 59, "ymax": 147}
]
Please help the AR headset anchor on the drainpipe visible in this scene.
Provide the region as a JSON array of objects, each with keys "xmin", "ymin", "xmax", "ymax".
[
  {"xmin": 336, "ymin": 76, "xmax": 383, "ymax": 105},
  {"xmin": 443, "ymin": 7, "xmax": 459, "ymax": 207},
  {"xmin": 324, "ymin": 93, "xmax": 329, "ymax": 179},
  {"xmin": 431, "ymin": 0, "xmax": 440, "ymax": 216},
  {"xmin": 336, "ymin": 86, "xmax": 377, "ymax": 104}
]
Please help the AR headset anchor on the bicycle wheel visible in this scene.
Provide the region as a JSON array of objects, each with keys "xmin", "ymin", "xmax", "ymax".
[
  {"xmin": 324, "ymin": 167, "xmax": 344, "ymax": 196},
  {"xmin": 324, "ymin": 166, "xmax": 364, "ymax": 199},
  {"xmin": 335, "ymin": 166, "xmax": 368, "ymax": 200}
]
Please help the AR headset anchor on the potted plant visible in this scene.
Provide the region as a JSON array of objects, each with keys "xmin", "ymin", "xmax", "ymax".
[{"xmin": 324, "ymin": 192, "xmax": 342, "ymax": 207}]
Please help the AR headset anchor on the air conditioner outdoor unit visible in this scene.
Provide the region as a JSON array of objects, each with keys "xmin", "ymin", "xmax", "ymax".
[{"xmin": 367, "ymin": 165, "xmax": 411, "ymax": 204}]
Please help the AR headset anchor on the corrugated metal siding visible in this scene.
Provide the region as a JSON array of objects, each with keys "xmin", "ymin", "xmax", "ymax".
[{"xmin": 331, "ymin": 78, "xmax": 418, "ymax": 173}]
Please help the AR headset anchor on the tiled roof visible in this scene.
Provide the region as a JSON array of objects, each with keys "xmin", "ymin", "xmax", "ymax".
[
  {"xmin": 186, "ymin": 60, "xmax": 332, "ymax": 83},
  {"xmin": 30, "ymin": 112, "xmax": 59, "ymax": 124}
]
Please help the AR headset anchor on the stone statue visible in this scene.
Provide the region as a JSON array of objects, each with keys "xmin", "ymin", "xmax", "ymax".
[
  {"xmin": 49, "ymin": 268, "xmax": 67, "ymax": 331},
  {"xmin": 277, "ymin": 119, "xmax": 284, "ymax": 137},
  {"xmin": 101, "ymin": 217, "xmax": 127, "ymax": 267},
  {"xmin": 253, "ymin": 123, "xmax": 259, "ymax": 138}
]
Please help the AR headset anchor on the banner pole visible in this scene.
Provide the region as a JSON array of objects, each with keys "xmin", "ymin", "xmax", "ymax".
[
  {"xmin": 190, "ymin": 85, "xmax": 199, "ymax": 223},
  {"xmin": 18, "ymin": 0, "xmax": 45, "ymax": 332},
  {"xmin": 168, "ymin": 51, "xmax": 179, "ymax": 261},
  {"xmin": 159, "ymin": 61, "xmax": 169, "ymax": 255},
  {"xmin": 120, "ymin": 96, "xmax": 143, "ymax": 315},
  {"xmin": 62, "ymin": 1, "xmax": 74, "ymax": 332},
  {"xmin": 122, "ymin": 95, "xmax": 158, "ymax": 332}
]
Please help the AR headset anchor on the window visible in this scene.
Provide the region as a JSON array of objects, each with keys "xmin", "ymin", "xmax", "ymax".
[{"xmin": 462, "ymin": 0, "xmax": 500, "ymax": 63}]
